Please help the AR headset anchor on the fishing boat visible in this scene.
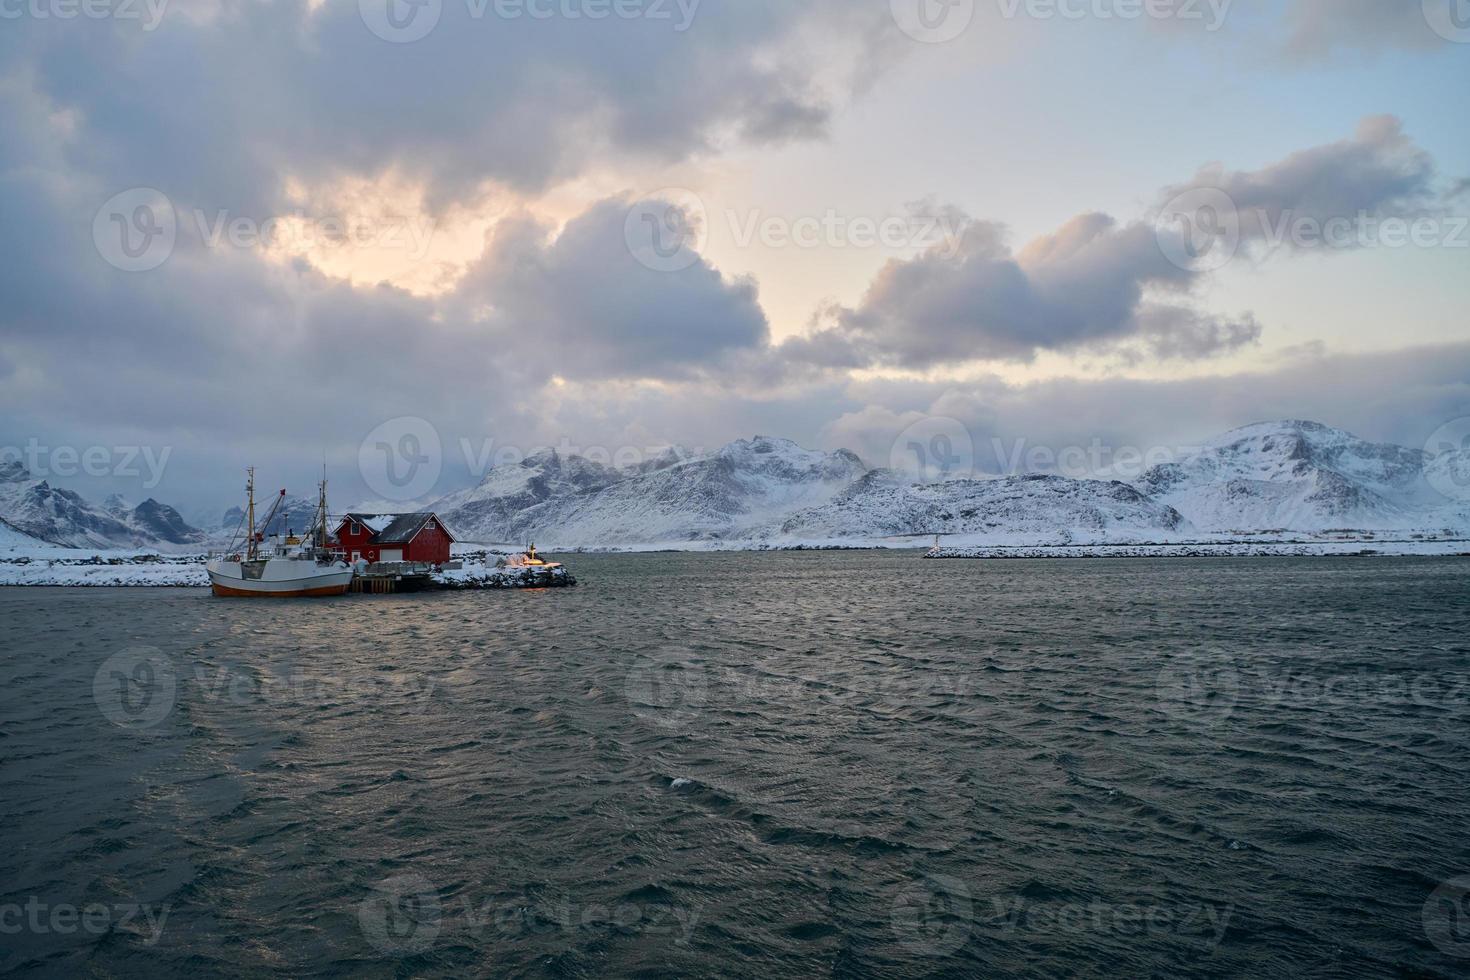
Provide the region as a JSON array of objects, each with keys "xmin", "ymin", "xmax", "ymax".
[{"xmin": 206, "ymin": 469, "xmax": 354, "ymax": 598}]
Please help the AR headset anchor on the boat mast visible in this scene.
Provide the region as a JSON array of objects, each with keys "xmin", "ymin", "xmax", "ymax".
[
  {"xmin": 246, "ymin": 467, "xmax": 257, "ymax": 561},
  {"xmin": 318, "ymin": 465, "xmax": 329, "ymax": 552}
]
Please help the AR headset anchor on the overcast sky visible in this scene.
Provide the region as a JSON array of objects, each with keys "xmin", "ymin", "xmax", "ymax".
[{"xmin": 1, "ymin": 0, "xmax": 1467, "ymax": 516}]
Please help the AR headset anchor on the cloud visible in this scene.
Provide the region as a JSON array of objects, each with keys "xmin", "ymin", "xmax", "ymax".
[
  {"xmin": 4, "ymin": 0, "xmax": 884, "ymax": 218},
  {"xmin": 457, "ymin": 197, "xmax": 770, "ymax": 381},
  {"xmin": 821, "ymin": 341, "xmax": 1470, "ymax": 476},
  {"xmin": 1282, "ymin": 0, "xmax": 1459, "ymax": 57},
  {"xmin": 789, "ymin": 116, "xmax": 1450, "ymax": 371},
  {"xmin": 792, "ymin": 211, "xmax": 1252, "ymax": 369},
  {"xmin": 1160, "ymin": 115, "xmax": 1443, "ymax": 252},
  {"xmin": 0, "ymin": 0, "xmax": 1463, "ymax": 524}
]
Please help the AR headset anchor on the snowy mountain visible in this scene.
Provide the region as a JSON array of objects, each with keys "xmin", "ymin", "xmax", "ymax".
[
  {"xmin": 437, "ymin": 437, "xmax": 866, "ymax": 546},
  {"xmin": 0, "ymin": 460, "xmax": 203, "ymax": 548},
  {"xmin": 128, "ymin": 499, "xmax": 207, "ymax": 545},
  {"xmin": 779, "ymin": 472, "xmax": 1189, "ymax": 544},
  {"xmin": 105, "ymin": 494, "xmax": 207, "ymax": 545},
  {"xmin": 431, "ymin": 424, "xmax": 1469, "ymax": 550},
  {"xmin": 1134, "ymin": 421, "xmax": 1452, "ymax": 532},
  {"xmin": 0, "ymin": 461, "xmax": 137, "ymax": 547},
  {"xmin": 0, "ymin": 516, "xmax": 50, "ymax": 550},
  {"xmin": 433, "ymin": 450, "xmax": 624, "ymax": 544},
  {"xmin": 7, "ymin": 420, "xmax": 1461, "ymax": 554}
]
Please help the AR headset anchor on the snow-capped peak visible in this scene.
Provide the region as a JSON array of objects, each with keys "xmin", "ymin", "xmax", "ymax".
[{"xmin": 1137, "ymin": 420, "xmax": 1439, "ymax": 531}]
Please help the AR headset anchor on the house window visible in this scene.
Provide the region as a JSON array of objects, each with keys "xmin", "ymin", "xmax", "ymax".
[
  {"xmin": 426, "ymin": 520, "xmax": 437, "ymax": 530},
  {"xmin": 349, "ymin": 521, "xmax": 361, "ymax": 535}
]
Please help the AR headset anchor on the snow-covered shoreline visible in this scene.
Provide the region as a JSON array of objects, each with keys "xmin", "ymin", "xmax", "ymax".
[
  {"xmin": 925, "ymin": 539, "xmax": 1470, "ymax": 560},
  {"xmin": 0, "ymin": 528, "xmax": 1464, "ymax": 587},
  {"xmin": 0, "ymin": 549, "xmax": 577, "ymax": 589}
]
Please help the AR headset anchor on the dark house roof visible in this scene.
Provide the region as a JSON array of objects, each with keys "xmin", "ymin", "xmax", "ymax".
[{"xmin": 337, "ymin": 513, "xmax": 456, "ymax": 545}]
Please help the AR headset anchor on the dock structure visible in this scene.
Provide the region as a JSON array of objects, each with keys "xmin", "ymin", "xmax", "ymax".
[{"xmin": 349, "ymin": 560, "xmax": 461, "ymax": 594}]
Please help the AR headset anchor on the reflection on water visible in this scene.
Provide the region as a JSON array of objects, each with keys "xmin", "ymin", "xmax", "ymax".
[{"xmin": 1, "ymin": 553, "xmax": 1468, "ymax": 977}]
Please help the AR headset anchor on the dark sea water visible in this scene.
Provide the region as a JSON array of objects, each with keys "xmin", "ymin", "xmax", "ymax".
[{"xmin": 2, "ymin": 553, "xmax": 1469, "ymax": 978}]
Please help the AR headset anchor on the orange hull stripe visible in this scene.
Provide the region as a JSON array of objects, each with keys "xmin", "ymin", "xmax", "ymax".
[{"xmin": 210, "ymin": 583, "xmax": 351, "ymax": 598}]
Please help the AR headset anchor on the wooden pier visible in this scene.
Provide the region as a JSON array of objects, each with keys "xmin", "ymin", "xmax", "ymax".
[{"xmin": 349, "ymin": 560, "xmax": 460, "ymax": 595}]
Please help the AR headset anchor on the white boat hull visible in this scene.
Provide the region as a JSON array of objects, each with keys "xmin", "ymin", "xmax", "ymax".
[{"xmin": 206, "ymin": 558, "xmax": 353, "ymax": 598}]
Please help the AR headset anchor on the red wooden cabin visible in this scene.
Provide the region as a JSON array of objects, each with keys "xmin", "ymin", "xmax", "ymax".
[{"xmin": 333, "ymin": 513, "xmax": 455, "ymax": 565}]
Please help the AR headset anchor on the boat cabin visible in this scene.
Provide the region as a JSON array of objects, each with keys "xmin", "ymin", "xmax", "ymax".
[{"xmin": 334, "ymin": 513, "xmax": 455, "ymax": 566}]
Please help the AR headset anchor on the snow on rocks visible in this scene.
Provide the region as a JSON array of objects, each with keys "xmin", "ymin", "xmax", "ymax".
[
  {"xmin": 433, "ymin": 559, "xmax": 576, "ymax": 590},
  {"xmin": 0, "ymin": 552, "xmax": 210, "ymax": 587}
]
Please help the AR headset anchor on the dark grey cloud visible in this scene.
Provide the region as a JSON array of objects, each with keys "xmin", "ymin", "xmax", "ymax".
[
  {"xmin": 1160, "ymin": 115, "xmax": 1443, "ymax": 251},
  {"xmin": 0, "ymin": 1, "xmax": 890, "ymax": 508},
  {"xmin": 792, "ymin": 116, "xmax": 1450, "ymax": 371},
  {"xmin": 6, "ymin": 0, "xmax": 883, "ymax": 219}
]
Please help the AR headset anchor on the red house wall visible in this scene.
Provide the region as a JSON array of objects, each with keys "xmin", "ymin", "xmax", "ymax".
[
  {"xmin": 403, "ymin": 519, "xmax": 452, "ymax": 565},
  {"xmin": 335, "ymin": 521, "xmax": 381, "ymax": 563}
]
